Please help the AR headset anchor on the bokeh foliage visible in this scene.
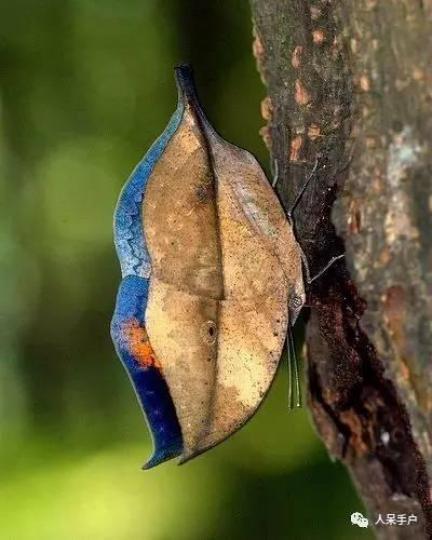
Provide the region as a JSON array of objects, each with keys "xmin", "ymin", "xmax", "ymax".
[{"xmin": 0, "ymin": 1, "xmax": 371, "ymax": 538}]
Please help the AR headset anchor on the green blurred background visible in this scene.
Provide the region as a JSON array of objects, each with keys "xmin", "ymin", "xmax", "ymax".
[{"xmin": 0, "ymin": 1, "xmax": 371, "ymax": 539}]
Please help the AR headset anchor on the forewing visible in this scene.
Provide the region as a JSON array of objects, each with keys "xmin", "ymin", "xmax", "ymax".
[
  {"xmin": 188, "ymin": 135, "xmax": 303, "ymax": 458},
  {"xmin": 142, "ymin": 66, "xmax": 304, "ymax": 462},
  {"xmin": 111, "ymin": 103, "xmax": 185, "ymax": 467},
  {"xmin": 143, "ymin": 98, "xmax": 223, "ymax": 454}
]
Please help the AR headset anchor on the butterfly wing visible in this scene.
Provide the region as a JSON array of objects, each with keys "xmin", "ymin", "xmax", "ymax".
[
  {"xmin": 142, "ymin": 66, "xmax": 305, "ymax": 462},
  {"xmin": 111, "ymin": 102, "xmax": 185, "ymax": 467},
  {"xmin": 143, "ymin": 100, "xmax": 223, "ymax": 455},
  {"xmin": 112, "ymin": 65, "xmax": 305, "ymax": 466},
  {"xmin": 111, "ymin": 275, "xmax": 182, "ymax": 468},
  {"xmin": 189, "ymin": 134, "xmax": 304, "ymax": 459}
]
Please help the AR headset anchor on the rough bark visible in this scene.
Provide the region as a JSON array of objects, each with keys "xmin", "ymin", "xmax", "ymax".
[{"xmin": 249, "ymin": 1, "xmax": 432, "ymax": 538}]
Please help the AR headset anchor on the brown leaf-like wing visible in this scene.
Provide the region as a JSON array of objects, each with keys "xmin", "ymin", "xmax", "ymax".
[{"xmin": 143, "ymin": 66, "xmax": 304, "ymax": 461}]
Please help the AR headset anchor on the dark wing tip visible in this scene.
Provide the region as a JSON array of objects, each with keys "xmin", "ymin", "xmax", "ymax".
[
  {"xmin": 142, "ymin": 443, "xmax": 182, "ymax": 470},
  {"xmin": 174, "ymin": 64, "xmax": 203, "ymax": 114},
  {"xmin": 174, "ymin": 63, "xmax": 194, "ymax": 84}
]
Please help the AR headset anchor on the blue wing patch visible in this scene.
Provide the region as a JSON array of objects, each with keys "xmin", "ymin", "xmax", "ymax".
[
  {"xmin": 111, "ymin": 275, "xmax": 183, "ymax": 468},
  {"xmin": 114, "ymin": 103, "xmax": 184, "ymax": 278},
  {"xmin": 111, "ymin": 100, "xmax": 185, "ymax": 467}
]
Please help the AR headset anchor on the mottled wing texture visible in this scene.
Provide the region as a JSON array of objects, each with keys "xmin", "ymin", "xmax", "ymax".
[
  {"xmin": 112, "ymin": 65, "xmax": 305, "ymax": 466},
  {"xmin": 111, "ymin": 101, "xmax": 184, "ymax": 468},
  {"xmin": 193, "ymin": 134, "xmax": 304, "ymax": 457},
  {"xmin": 142, "ymin": 66, "xmax": 305, "ymax": 462},
  {"xmin": 143, "ymin": 105, "xmax": 223, "ymax": 455}
]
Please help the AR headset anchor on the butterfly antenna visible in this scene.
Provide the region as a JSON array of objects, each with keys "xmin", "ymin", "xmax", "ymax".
[
  {"xmin": 287, "ymin": 330, "xmax": 293, "ymax": 409},
  {"xmin": 287, "ymin": 326, "xmax": 302, "ymax": 408}
]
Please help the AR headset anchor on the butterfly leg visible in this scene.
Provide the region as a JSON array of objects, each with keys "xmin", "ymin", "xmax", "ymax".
[
  {"xmin": 300, "ymin": 250, "xmax": 345, "ymax": 284},
  {"xmin": 287, "ymin": 160, "xmax": 319, "ymax": 220},
  {"xmin": 111, "ymin": 274, "xmax": 183, "ymax": 468},
  {"xmin": 273, "ymin": 159, "xmax": 344, "ymax": 408},
  {"xmin": 272, "ymin": 159, "xmax": 344, "ymax": 281}
]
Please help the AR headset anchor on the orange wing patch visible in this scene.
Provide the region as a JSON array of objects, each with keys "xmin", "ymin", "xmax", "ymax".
[{"xmin": 122, "ymin": 318, "xmax": 162, "ymax": 369}]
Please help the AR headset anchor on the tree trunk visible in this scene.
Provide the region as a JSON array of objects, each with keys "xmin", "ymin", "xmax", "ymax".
[{"xmin": 249, "ymin": 1, "xmax": 432, "ymax": 538}]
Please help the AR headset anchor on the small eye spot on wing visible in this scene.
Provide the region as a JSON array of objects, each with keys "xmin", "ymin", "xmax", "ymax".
[{"xmin": 200, "ymin": 320, "xmax": 217, "ymax": 345}]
